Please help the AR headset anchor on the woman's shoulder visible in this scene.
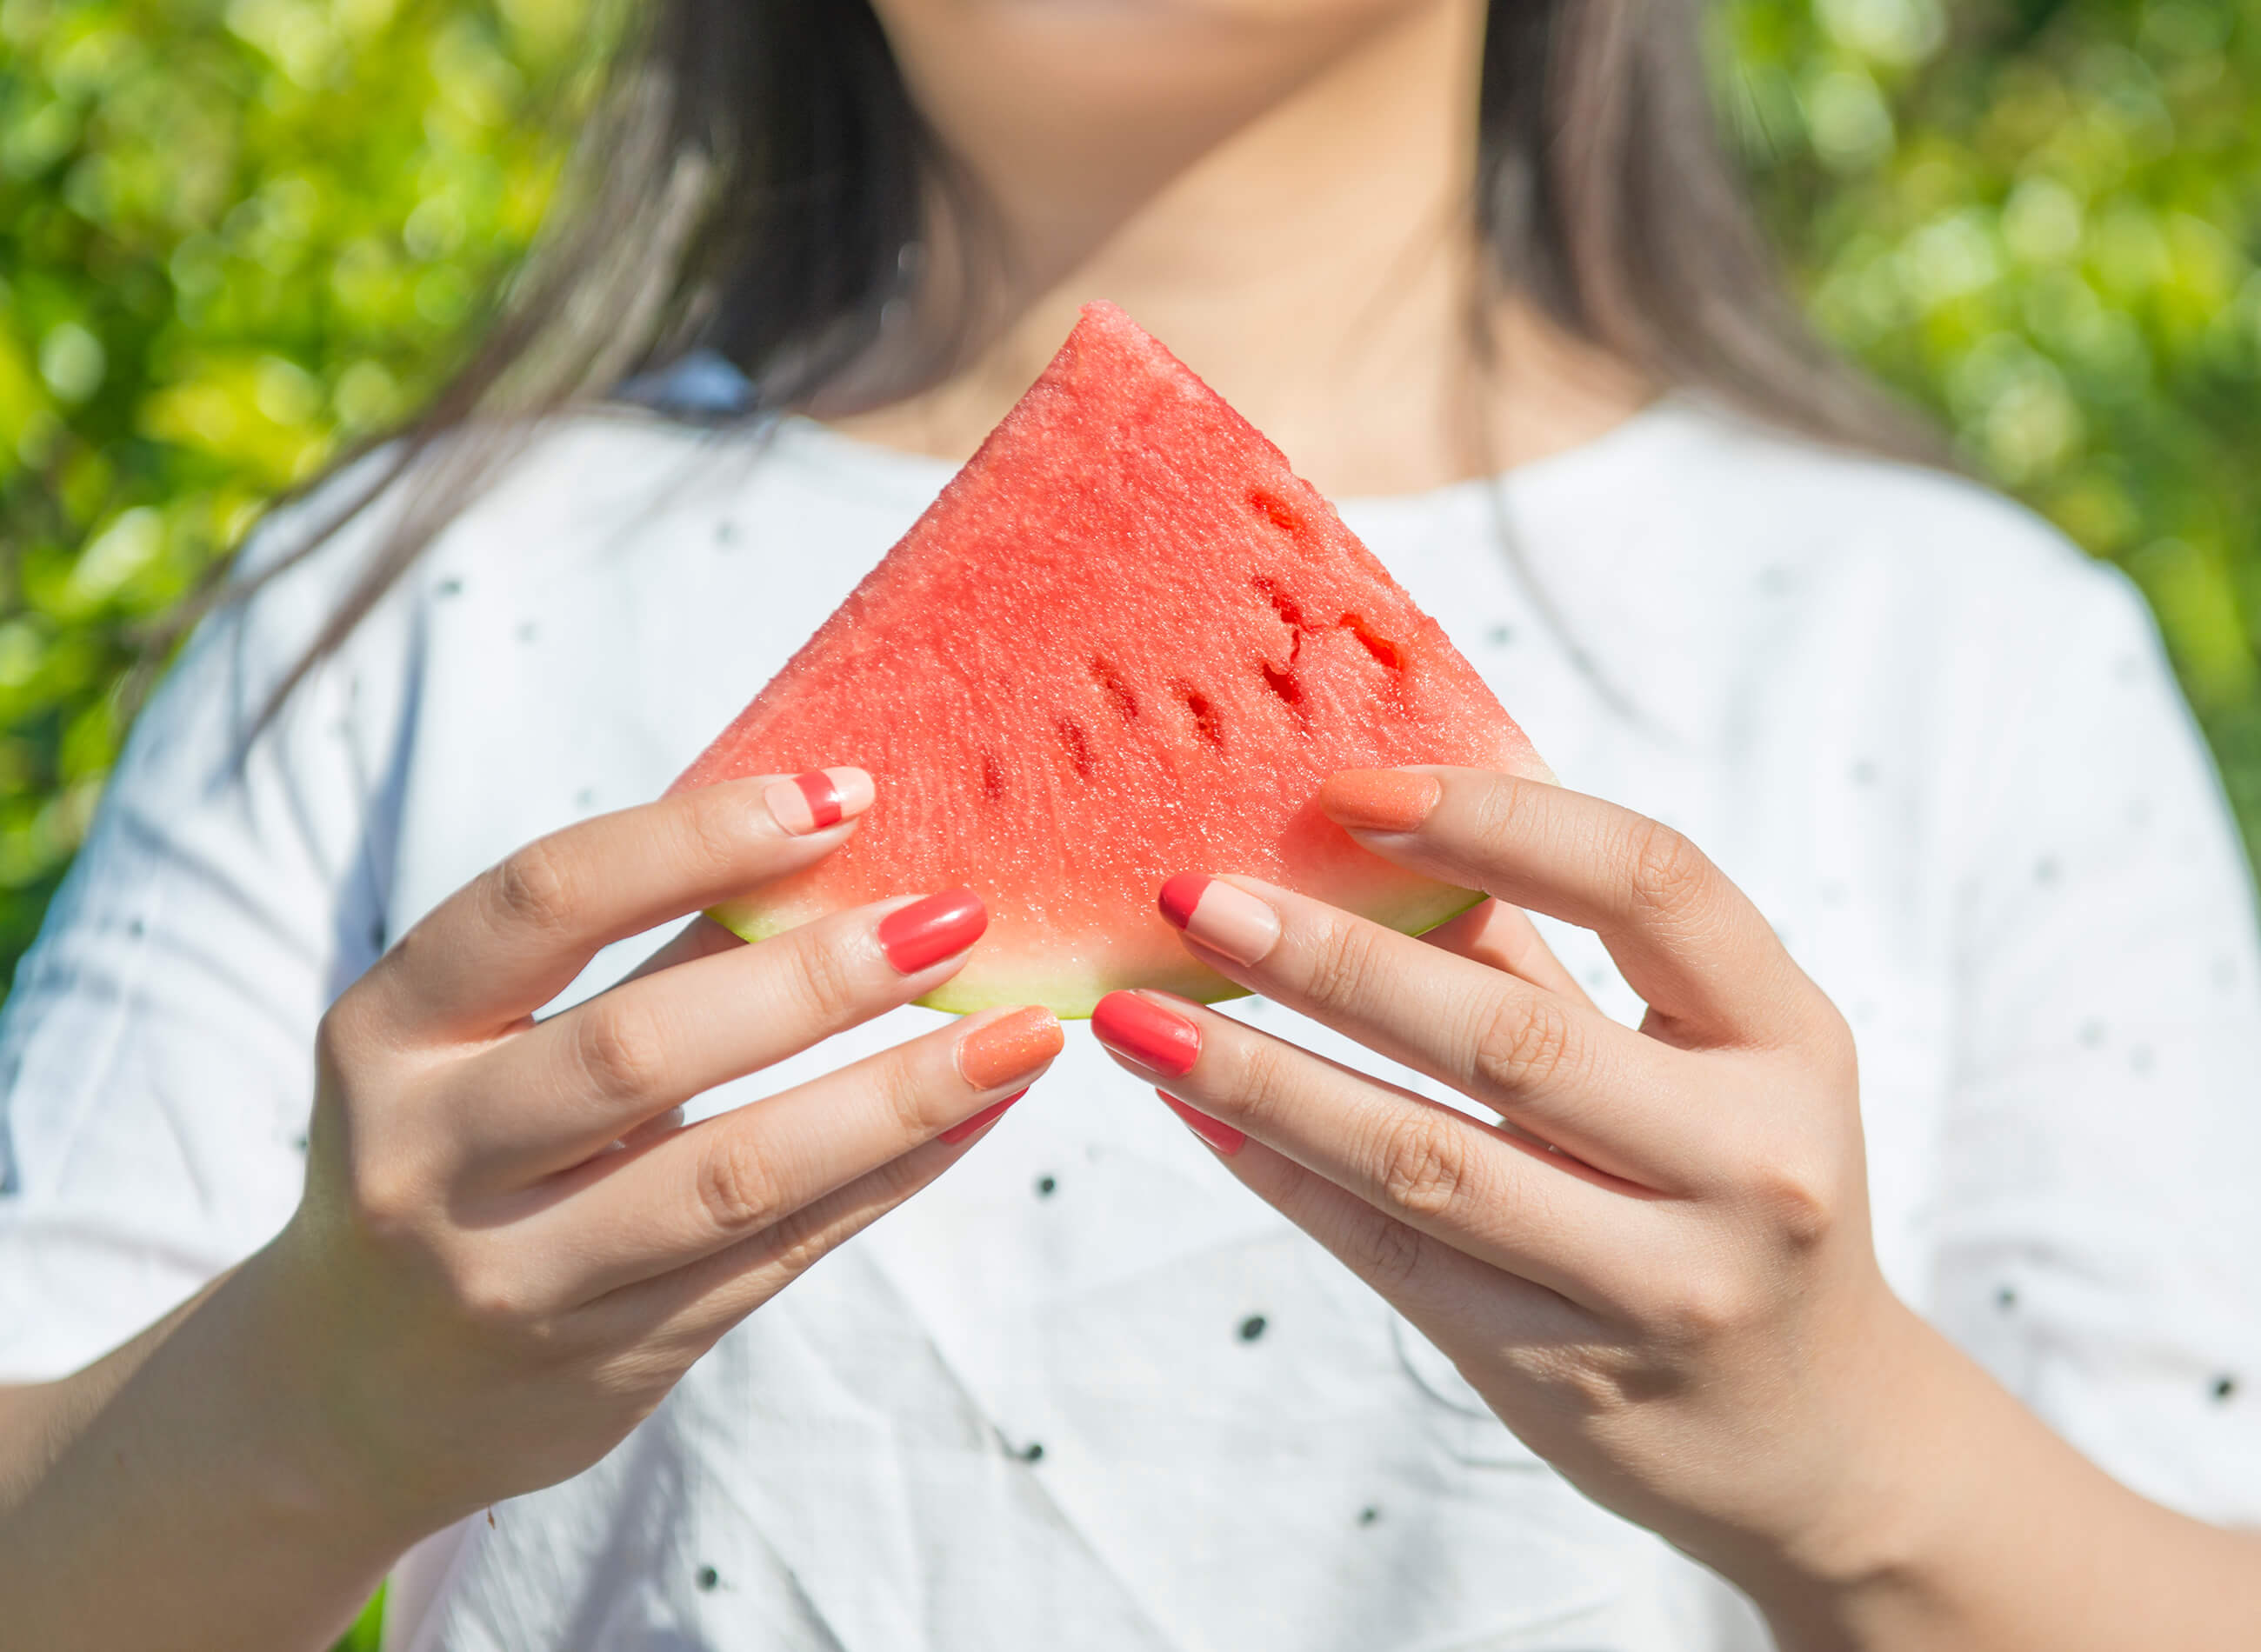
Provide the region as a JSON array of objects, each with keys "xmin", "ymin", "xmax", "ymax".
[{"xmin": 1638, "ymin": 400, "xmax": 2131, "ymax": 627}]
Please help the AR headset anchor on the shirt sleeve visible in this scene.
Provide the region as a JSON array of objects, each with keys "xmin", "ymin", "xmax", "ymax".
[
  {"xmin": 0, "ymin": 456, "xmax": 422, "ymax": 1381},
  {"xmin": 1930, "ymin": 557, "xmax": 2261, "ymax": 1527}
]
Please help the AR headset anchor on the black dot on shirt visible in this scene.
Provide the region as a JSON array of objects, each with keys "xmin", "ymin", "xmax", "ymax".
[
  {"xmin": 1238, "ymin": 1315, "xmax": 1268, "ymax": 1342},
  {"xmin": 1019, "ymin": 1442, "xmax": 1045, "ymax": 1462},
  {"xmin": 127, "ymin": 917, "xmax": 145, "ymax": 938},
  {"xmin": 1034, "ymin": 1175, "xmax": 1057, "ymax": 1198},
  {"xmin": 437, "ymin": 577, "xmax": 463, "ymax": 597},
  {"xmin": 1997, "ymin": 1285, "xmax": 2017, "ymax": 1312},
  {"xmin": 2213, "ymin": 1375, "xmax": 2238, "ymax": 1402},
  {"xmin": 716, "ymin": 521, "xmax": 738, "ymax": 546},
  {"xmin": 1757, "ymin": 566, "xmax": 1792, "ymax": 594},
  {"xmin": 370, "ymin": 922, "xmax": 385, "ymax": 951},
  {"xmin": 1357, "ymin": 1505, "xmax": 1381, "ymax": 1526},
  {"xmin": 574, "ymin": 788, "xmax": 597, "ymax": 810},
  {"xmin": 2129, "ymin": 1045, "xmax": 2155, "ymax": 1075},
  {"xmin": 291, "ymin": 1134, "xmax": 309, "ymax": 1153},
  {"xmin": 2034, "ymin": 857, "xmax": 2061, "ymax": 887},
  {"xmin": 1486, "ymin": 624, "xmax": 1512, "ymax": 646},
  {"xmin": 695, "ymin": 1565, "xmax": 719, "ymax": 1591},
  {"xmin": 515, "ymin": 622, "xmax": 537, "ymax": 643},
  {"xmin": 2079, "ymin": 1019, "xmax": 2107, "ymax": 1049},
  {"xmin": 1851, "ymin": 761, "xmax": 1878, "ymax": 786}
]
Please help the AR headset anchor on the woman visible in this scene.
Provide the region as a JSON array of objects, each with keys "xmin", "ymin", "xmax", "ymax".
[{"xmin": 1, "ymin": 1, "xmax": 2256, "ymax": 1647}]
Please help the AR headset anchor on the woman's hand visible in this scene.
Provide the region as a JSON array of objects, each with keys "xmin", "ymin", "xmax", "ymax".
[
  {"xmin": 1090, "ymin": 766, "xmax": 1957, "ymax": 1637},
  {"xmin": 270, "ymin": 769, "xmax": 1062, "ymax": 1528},
  {"xmin": 0, "ymin": 768, "xmax": 1063, "ymax": 1652}
]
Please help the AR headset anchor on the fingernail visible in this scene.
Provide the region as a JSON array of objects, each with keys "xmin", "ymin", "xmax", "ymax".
[
  {"xmin": 1318, "ymin": 769, "xmax": 1440, "ymax": 834},
  {"xmin": 941, "ymin": 1088, "xmax": 1029, "ymax": 1146},
  {"xmin": 877, "ymin": 888, "xmax": 988, "ymax": 974},
  {"xmin": 764, "ymin": 768, "xmax": 876, "ymax": 836},
  {"xmin": 1091, "ymin": 991, "xmax": 1201, "ymax": 1078},
  {"xmin": 956, "ymin": 1005, "xmax": 1064, "ymax": 1090},
  {"xmin": 1157, "ymin": 874, "xmax": 1280, "ymax": 966},
  {"xmin": 1157, "ymin": 1089, "xmax": 1244, "ymax": 1156}
]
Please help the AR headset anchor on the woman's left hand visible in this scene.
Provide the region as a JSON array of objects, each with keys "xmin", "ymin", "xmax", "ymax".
[{"xmin": 1090, "ymin": 765, "xmax": 1940, "ymax": 1623}]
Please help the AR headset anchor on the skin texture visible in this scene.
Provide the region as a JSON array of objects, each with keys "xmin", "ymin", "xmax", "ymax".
[
  {"xmin": 1, "ymin": 6, "xmax": 2253, "ymax": 1649},
  {"xmin": 1098, "ymin": 768, "xmax": 2261, "ymax": 1650},
  {"xmin": 0, "ymin": 780, "xmax": 1060, "ymax": 1650}
]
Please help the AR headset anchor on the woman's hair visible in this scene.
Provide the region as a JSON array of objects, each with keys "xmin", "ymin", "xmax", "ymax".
[{"xmin": 236, "ymin": 0, "xmax": 1939, "ymax": 709}]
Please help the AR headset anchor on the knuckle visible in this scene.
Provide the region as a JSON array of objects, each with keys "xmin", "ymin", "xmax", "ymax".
[
  {"xmin": 1650, "ymin": 1269, "xmax": 1766, "ymax": 1348},
  {"xmin": 696, "ymin": 1135, "xmax": 785, "ymax": 1236},
  {"xmin": 574, "ymin": 999, "xmax": 668, "ymax": 1104},
  {"xmin": 1624, "ymin": 818, "xmax": 1714, "ymax": 921},
  {"xmin": 672, "ymin": 789, "xmax": 754, "ymax": 881},
  {"xmin": 1220, "ymin": 1036, "xmax": 1301, "ymax": 1136},
  {"xmin": 1349, "ymin": 1209, "xmax": 1430, "ymax": 1292},
  {"xmin": 1372, "ymin": 1110, "xmax": 1477, "ymax": 1222},
  {"xmin": 446, "ymin": 1259, "xmax": 532, "ymax": 1330},
  {"xmin": 1300, "ymin": 916, "xmax": 1392, "ymax": 1010},
  {"xmin": 877, "ymin": 1054, "xmax": 947, "ymax": 1140},
  {"xmin": 788, "ymin": 929, "xmax": 871, "ymax": 1029},
  {"xmin": 1744, "ymin": 1147, "xmax": 1840, "ymax": 1251},
  {"xmin": 488, "ymin": 839, "xmax": 578, "ymax": 937},
  {"xmin": 1470, "ymin": 992, "xmax": 1578, "ymax": 1096}
]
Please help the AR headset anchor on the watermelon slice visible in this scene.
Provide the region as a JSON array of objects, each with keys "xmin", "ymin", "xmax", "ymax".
[{"xmin": 671, "ymin": 302, "xmax": 1548, "ymax": 1016}]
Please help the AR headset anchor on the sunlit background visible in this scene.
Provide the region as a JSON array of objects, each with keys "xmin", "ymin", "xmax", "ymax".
[{"xmin": 2, "ymin": 0, "xmax": 2258, "ymax": 1009}]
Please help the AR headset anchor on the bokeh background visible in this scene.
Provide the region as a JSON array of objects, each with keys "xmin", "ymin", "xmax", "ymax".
[{"xmin": 2, "ymin": 0, "xmax": 2258, "ymax": 970}]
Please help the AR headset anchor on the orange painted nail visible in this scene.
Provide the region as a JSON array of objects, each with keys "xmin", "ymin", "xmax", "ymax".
[
  {"xmin": 955, "ymin": 1005, "xmax": 1064, "ymax": 1090},
  {"xmin": 1317, "ymin": 769, "xmax": 1441, "ymax": 834}
]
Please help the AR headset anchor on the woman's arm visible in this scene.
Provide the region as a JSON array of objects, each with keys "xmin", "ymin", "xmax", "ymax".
[
  {"xmin": 1091, "ymin": 766, "xmax": 2261, "ymax": 1650},
  {"xmin": 0, "ymin": 777, "xmax": 1063, "ymax": 1652}
]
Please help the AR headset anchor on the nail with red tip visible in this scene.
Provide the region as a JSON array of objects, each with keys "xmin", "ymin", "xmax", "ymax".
[
  {"xmin": 1157, "ymin": 873, "xmax": 1280, "ymax": 966},
  {"xmin": 877, "ymin": 889, "xmax": 987, "ymax": 974},
  {"xmin": 1091, "ymin": 990, "xmax": 1201, "ymax": 1078},
  {"xmin": 1157, "ymin": 1089, "xmax": 1244, "ymax": 1156},
  {"xmin": 941, "ymin": 1088, "xmax": 1029, "ymax": 1145},
  {"xmin": 764, "ymin": 768, "xmax": 875, "ymax": 836}
]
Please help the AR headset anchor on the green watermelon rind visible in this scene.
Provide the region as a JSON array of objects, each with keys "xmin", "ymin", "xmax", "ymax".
[{"xmin": 704, "ymin": 881, "xmax": 1488, "ymax": 1020}]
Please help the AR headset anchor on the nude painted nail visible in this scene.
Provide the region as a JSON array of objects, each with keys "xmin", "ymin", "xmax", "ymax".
[
  {"xmin": 1157, "ymin": 1089, "xmax": 1245, "ymax": 1156},
  {"xmin": 941, "ymin": 1088, "xmax": 1029, "ymax": 1146},
  {"xmin": 1090, "ymin": 991, "xmax": 1201, "ymax": 1078},
  {"xmin": 764, "ymin": 768, "xmax": 876, "ymax": 836},
  {"xmin": 1157, "ymin": 874, "xmax": 1280, "ymax": 966},
  {"xmin": 877, "ymin": 889, "xmax": 987, "ymax": 974},
  {"xmin": 956, "ymin": 1005, "xmax": 1064, "ymax": 1090},
  {"xmin": 1318, "ymin": 769, "xmax": 1440, "ymax": 834}
]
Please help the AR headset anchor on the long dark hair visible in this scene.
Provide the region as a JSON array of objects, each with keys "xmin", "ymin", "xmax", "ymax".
[{"xmin": 238, "ymin": 0, "xmax": 1939, "ymax": 709}]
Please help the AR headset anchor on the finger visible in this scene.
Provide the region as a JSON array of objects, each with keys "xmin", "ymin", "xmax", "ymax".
[
  {"xmin": 614, "ymin": 916, "xmax": 745, "ymax": 988},
  {"xmin": 1319, "ymin": 768, "xmax": 1820, "ymax": 1048},
  {"xmin": 1421, "ymin": 899, "xmax": 1597, "ymax": 1012},
  {"xmin": 519, "ymin": 1002, "xmax": 1063, "ymax": 1302},
  {"xmin": 450, "ymin": 887, "xmax": 991, "ymax": 1183},
  {"xmin": 1154, "ymin": 875, "xmax": 1704, "ymax": 1187},
  {"xmin": 1091, "ymin": 990, "xmax": 1669, "ymax": 1309},
  {"xmin": 371, "ymin": 769, "xmax": 875, "ymax": 1035},
  {"xmin": 580, "ymin": 1125, "xmax": 987, "ymax": 1351},
  {"xmin": 1160, "ymin": 1097, "xmax": 1592, "ymax": 1356}
]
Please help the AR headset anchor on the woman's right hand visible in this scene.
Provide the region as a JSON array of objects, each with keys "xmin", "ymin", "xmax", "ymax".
[{"xmin": 260, "ymin": 769, "xmax": 1059, "ymax": 1532}]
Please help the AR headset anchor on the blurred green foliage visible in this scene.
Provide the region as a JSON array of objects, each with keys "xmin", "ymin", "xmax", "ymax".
[{"xmin": 0, "ymin": 0, "xmax": 2258, "ymax": 1016}]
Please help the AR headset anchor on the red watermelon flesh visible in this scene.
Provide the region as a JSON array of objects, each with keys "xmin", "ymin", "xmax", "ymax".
[{"xmin": 671, "ymin": 301, "xmax": 1549, "ymax": 1016}]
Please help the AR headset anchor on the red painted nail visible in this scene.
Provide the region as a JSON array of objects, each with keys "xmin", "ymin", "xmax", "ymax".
[
  {"xmin": 1157, "ymin": 872, "xmax": 1210, "ymax": 931},
  {"xmin": 1091, "ymin": 990, "xmax": 1201, "ymax": 1077},
  {"xmin": 941, "ymin": 1088, "xmax": 1028, "ymax": 1145},
  {"xmin": 877, "ymin": 889, "xmax": 988, "ymax": 974},
  {"xmin": 1157, "ymin": 1089, "xmax": 1244, "ymax": 1156}
]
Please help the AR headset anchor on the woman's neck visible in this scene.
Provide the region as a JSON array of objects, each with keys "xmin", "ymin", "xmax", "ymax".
[{"xmin": 824, "ymin": 0, "xmax": 1648, "ymax": 498}]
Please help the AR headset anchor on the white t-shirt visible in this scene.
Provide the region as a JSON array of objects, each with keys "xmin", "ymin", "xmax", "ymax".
[{"xmin": 2, "ymin": 399, "xmax": 2257, "ymax": 1652}]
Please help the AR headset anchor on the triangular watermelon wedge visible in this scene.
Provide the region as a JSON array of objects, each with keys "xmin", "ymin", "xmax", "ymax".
[{"xmin": 671, "ymin": 302, "xmax": 1549, "ymax": 1016}]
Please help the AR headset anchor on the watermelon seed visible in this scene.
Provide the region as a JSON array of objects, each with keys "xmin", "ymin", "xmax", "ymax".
[
  {"xmin": 1248, "ymin": 488, "xmax": 1303, "ymax": 536},
  {"xmin": 1177, "ymin": 685, "xmax": 1225, "ymax": 749},
  {"xmin": 1337, "ymin": 612, "xmax": 1402, "ymax": 673},
  {"xmin": 1260, "ymin": 663, "xmax": 1308, "ymax": 723},
  {"xmin": 1056, "ymin": 717, "xmax": 1095, "ymax": 780},
  {"xmin": 980, "ymin": 750, "xmax": 1007, "ymax": 803},
  {"xmin": 1250, "ymin": 575, "xmax": 1307, "ymax": 633},
  {"xmin": 1090, "ymin": 658, "xmax": 1139, "ymax": 722}
]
